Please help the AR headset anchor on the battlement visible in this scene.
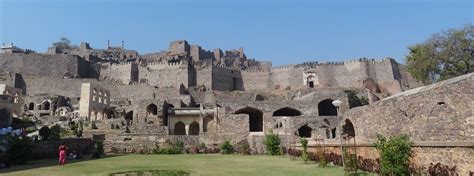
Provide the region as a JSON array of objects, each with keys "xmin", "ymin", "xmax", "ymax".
[
  {"xmin": 146, "ymin": 61, "xmax": 184, "ymax": 70},
  {"xmin": 212, "ymin": 64, "xmax": 239, "ymax": 71},
  {"xmin": 270, "ymin": 64, "xmax": 296, "ymax": 72}
]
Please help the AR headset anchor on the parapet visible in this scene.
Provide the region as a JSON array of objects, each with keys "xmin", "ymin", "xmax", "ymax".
[{"xmin": 146, "ymin": 61, "xmax": 184, "ymax": 70}]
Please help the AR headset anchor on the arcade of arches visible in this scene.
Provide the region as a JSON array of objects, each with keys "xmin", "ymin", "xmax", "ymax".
[{"xmin": 173, "ymin": 121, "xmax": 200, "ymax": 135}]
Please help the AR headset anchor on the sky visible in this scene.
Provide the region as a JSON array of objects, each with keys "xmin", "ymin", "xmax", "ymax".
[{"xmin": 1, "ymin": 0, "xmax": 472, "ymax": 66}]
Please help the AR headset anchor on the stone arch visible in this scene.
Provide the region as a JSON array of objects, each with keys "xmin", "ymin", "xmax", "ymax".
[
  {"xmin": 125, "ymin": 111, "xmax": 133, "ymax": 126},
  {"xmin": 41, "ymin": 100, "xmax": 51, "ymax": 110},
  {"xmin": 318, "ymin": 99, "xmax": 337, "ymax": 116},
  {"xmin": 235, "ymin": 106, "xmax": 263, "ymax": 132},
  {"xmin": 28, "ymin": 102, "xmax": 35, "ymax": 110},
  {"xmin": 273, "ymin": 107, "xmax": 302, "ymax": 116},
  {"xmin": 203, "ymin": 116, "xmax": 215, "ymax": 133},
  {"xmin": 174, "ymin": 121, "xmax": 186, "ymax": 135},
  {"xmin": 342, "ymin": 119, "xmax": 355, "ymax": 139},
  {"xmin": 298, "ymin": 125, "xmax": 312, "ymax": 138},
  {"xmin": 189, "ymin": 121, "xmax": 200, "ymax": 135},
  {"xmin": 146, "ymin": 103, "xmax": 158, "ymax": 116}
]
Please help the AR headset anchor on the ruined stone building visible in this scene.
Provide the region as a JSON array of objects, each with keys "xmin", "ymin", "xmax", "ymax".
[{"xmin": 0, "ymin": 40, "xmax": 471, "ymax": 174}]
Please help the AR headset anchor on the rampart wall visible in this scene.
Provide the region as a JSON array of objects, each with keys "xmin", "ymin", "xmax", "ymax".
[
  {"xmin": 100, "ymin": 62, "xmax": 139, "ymax": 84},
  {"xmin": 0, "ymin": 53, "xmax": 98, "ymax": 78},
  {"xmin": 140, "ymin": 61, "xmax": 190, "ymax": 88}
]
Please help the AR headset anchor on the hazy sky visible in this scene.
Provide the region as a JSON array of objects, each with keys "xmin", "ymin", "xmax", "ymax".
[{"xmin": 1, "ymin": 0, "xmax": 472, "ymax": 66}]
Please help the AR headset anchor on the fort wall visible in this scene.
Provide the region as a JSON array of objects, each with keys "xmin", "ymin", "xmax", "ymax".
[
  {"xmin": 100, "ymin": 62, "xmax": 139, "ymax": 84},
  {"xmin": 140, "ymin": 61, "xmax": 190, "ymax": 88},
  {"xmin": 0, "ymin": 53, "xmax": 98, "ymax": 78},
  {"xmin": 241, "ymin": 69, "xmax": 271, "ymax": 91}
]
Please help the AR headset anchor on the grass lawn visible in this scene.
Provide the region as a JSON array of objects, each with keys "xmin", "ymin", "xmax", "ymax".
[{"xmin": 0, "ymin": 154, "xmax": 349, "ymax": 176}]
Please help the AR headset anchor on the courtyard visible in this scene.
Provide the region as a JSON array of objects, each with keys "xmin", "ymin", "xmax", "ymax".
[{"xmin": 0, "ymin": 154, "xmax": 351, "ymax": 176}]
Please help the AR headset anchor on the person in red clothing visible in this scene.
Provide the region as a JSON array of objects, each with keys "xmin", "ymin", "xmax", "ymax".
[{"xmin": 58, "ymin": 143, "xmax": 67, "ymax": 166}]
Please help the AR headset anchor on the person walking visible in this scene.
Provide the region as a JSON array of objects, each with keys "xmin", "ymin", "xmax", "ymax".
[{"xmin": 58, "ymin": 143, "xmax": 68, "ymax": 166}]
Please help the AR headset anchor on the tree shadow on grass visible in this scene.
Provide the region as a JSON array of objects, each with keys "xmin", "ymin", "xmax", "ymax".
[{"xmin": 0, "ymin": 155, "xmax": 122, "ymax": 174}]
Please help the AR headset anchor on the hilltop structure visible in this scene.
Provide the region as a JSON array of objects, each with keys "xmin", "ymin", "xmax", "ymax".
[{"xmin": 0, "ymin": 40, "xmax": 471, "ymax": 175}]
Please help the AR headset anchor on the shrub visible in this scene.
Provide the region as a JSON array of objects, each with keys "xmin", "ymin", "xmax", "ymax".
[
  {"xmin": 300, "ymin": 138, "xmax": 310, "ymax": 163},
  {"xmin": 263, "ymin": 133, "xmax": 281, "ymax": 155},
  {"xmin": 6, "ymin": 136, "xmax": 32, "ymax": 164},
  {"xmin": 236, "ymin": 140, "xmax": 250, "ymax": 155},
  {"xmin": 38, "ymin": 126, "xmax": 50, "ymax": 140},
  {"xmin": 317, "ymin": 149, "xmax": 327, "ymax": 167},
  {"xmin": 219, "ymin": 140, "xmax": 233, "ymax": 154},
  {"xmin": 427, "ymin": 162, "xmax": 457, "ymax": 176},
  {"xmin": 11, "ymin": 118, "xmax": 35, "ymax": 129},
  {"xmin": 153, "ymin": 141, "xmax": 184, "ymax": 154},
  {"xmin": 343, "ymin": 147, "xmax": 358, "ymax": 173},
  {"xmin": 50, "ymin": 124, "xmax": 61, "ymax": 140},
  {"xmin": 373, "ymin": 134, "xmax": 413, "ymax": 175}
]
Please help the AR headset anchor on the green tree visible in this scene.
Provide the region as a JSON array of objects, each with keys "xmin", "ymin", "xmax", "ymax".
[
  {"xmin": 373, "ymin": 134, "xmax": 413, "ymax": 175},
  {"xmin": 406, "ymin": 25, "xmax": 473, "ymax": 84},
  {"xmin": 344, "ymin": 90, "xmax": 369, "ymax": 108},
  {"xmin": 38, "ymin": 126, "xmax": 50, "ymax": 140},
  {"xmin": 263, "ymin": 132, "xmax": 282, "ymax": 155},
  {"xmin": 6, "ymin": 136, "xmax": 33, "ymax": 164},
  {"xmin": 299, "ymin": 138, "xmax": 310, "ymax": 163},
  {"xmin": 52, "ymin": 37, "xmax": 74, "ymax": 50},
  {"xmin": 50, "ymin": 124, "xmax": 61, "ymax": 140}
]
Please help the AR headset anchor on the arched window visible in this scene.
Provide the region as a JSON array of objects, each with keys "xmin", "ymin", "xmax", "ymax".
[
  {"xmin": 174, "ymin": 121, "xmax": 186, "ymax": 135},
  {"xmin": 189, "ymin": 121, "xmax": 200, "ymax": 135},
  {"xmin": 235, "ymin": 107, "xmax": 263, "ymax": 132},
  {"xmin": 42, "ymin": 100, "xmax": 51, "ymax": 110},
  {"xmin": 318, "ymin": 99, "xmax": 337, "ymax": 116},
  {"xmin": 342, "ymin": 119, "xmax": 355, "ymax": 139},
  {"xmin": 203, "ymin": 116, "xmax": 215, "ymax": 133},
  {"xmin": 146, "ymin": 104, "xmax": 158, "ymax": 116},
  {"xmin": 125, "ymin": 111, "xmax": 133, "ymax": 126},
  {"xmin": 28, "ymin": 102, "xmax": 35, "ymax": 110},
  {"xmin": 273, "ymin": 107, "xmax": 302, "ymax": 116},
  {"xmin": 298, "ymin": 125, "xmax": 312, "ymax": 138}
]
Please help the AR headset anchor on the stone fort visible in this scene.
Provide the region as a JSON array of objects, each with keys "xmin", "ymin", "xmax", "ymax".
[{"xmin": 0, "ymin": 40, "xmax": 472, "ymax": 175}]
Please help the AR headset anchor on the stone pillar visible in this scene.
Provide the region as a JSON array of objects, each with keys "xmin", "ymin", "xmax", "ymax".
[{"xmin": 185, "ymin": 124, "xmax": 189, "ymax": 135}]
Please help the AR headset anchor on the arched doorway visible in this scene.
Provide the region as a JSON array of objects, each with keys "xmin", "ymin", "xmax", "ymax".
[
  {"xmin": 342, "ymin": 119, "xmax": 355, "ymax": 138},
  {"xmin": 203, "ymin": 116, "xmax": 215, "ymax": 133},
  {"xmin": 28, "ymin": 103, "xmax": 35, "ymax": 110},
  {"xmin": 189, "ymin": 121, "xmax": 200, "ymax": 135},
  {"xmin": 298, "ymin": 125, "xmax": 312, "ymax": 138},
  {"xmin": 146, "ymin": 104, "xmax": 158, "ymax": 116},
  {"xmin": 318, "ymin": 99, "xmax": 337, "ymax": 116},
  {"xmin": 273, "ymin": 107, "xmax": 302, "ymax": 116},
  {"xmin": 125, "ymin": 111, "xmax": 133, "ymax": 126},
  {"xmin": 235, "ymin": 107, "xmax": 263, "ymax": 132},
  {"xmin": 174, "ymin": 121, "xmax": 186, "ymax": 135},
  {"xmin": 307, "ymin": 75, "xmax": 315, "ymax": 88}
]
